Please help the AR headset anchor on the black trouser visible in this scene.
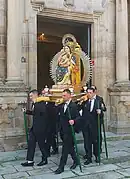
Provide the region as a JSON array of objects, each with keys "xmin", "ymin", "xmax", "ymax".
[
  {"xmin": 59, "ymin": 128, "xmax": 64, "ymax": 141},
  {"xmin": 26, "ymin": 130, "xmax": 47, "ymax": 161},
  {"xmin": 46, "ymin": 123, "xmax": 57, "ymax": 155},
  {"xmin": 59, "ymin": 133, "xmax": 77, "ymax": 168},
  {"xmin": 46, "ymin": 132, "xmax": 57, "ymax": 154},
  {"xmin": 82, "ymin": 130, "xmax": 88, "ymax": 157},
  {"xmin": 83, "ymin": 125, "xmax": 98, "ymax": 160}
]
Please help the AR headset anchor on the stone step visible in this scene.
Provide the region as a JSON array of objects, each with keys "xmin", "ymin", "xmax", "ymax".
[
  {"xmin": 18, "ymin": 132, "xmax": 130, "ymax": 150},
  {"xmin": 72, "ymin": 132, "xmax": 130, "ymax": 143}
]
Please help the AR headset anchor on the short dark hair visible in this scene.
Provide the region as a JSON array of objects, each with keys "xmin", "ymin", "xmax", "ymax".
[
  {"xmin": 29, "ymin": 89, "xmax": 38, "ymax": 95},
  {"xmin": 91, "ymin": 85, "xmax": 97, "ymax": 90},
  {"xmin": 87, "ymin": 87, "xmax": 95, "ymax": 92},
  {"xmin": 63, "ymin": 89, "xmax": 71, "ymax": 94}
]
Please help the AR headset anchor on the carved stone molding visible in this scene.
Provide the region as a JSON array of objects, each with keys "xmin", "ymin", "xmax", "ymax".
[
  {"xmin": 63, "ymin": 0, "xmax": 74, "ymax": 8},
  {"xmin": 0, "ymin": 85, "xmax": 29, "ymax": 93},
  {"xmin": 108, "ymin": 85, "xmax": 130, "ymax": 93},
  {"xmin": 39, "ymin": 8, "xmax": 103, "ymax": 23},
  {"xmin": 0, "ymin": 109, "xmax": 10, "ymax": 125},
  {"xmin": 102, "ymin": 0, "xmax": 108, "ymax": 8},
  {"xmin": 30, "ymin": 0, "xmax": 45, "ymax": 12}
]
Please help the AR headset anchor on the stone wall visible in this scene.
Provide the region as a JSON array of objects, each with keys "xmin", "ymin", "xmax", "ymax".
[
  {"xmin": 128, "ymin": 1, "xmax": 130, "ymax": 79},
  {"xmin": 0, "ymin": 0, "xmax": 6, "ymax": 80},
  {"xmin": 0, "ymin": 0, "xmax": 120, "ymax": 151},
  {"xmin": 28, "ymin": 0, "xmax": 116, "ymax": 130},
  {"xmin": 33, "ymin": 0, "xmax": 104, "ymax": 12},
  {"xmin": 21, "ymin": 0, "xmax": 37, "ymax": 89},
  {"xmin": 0, "ymin": 86, "xmax": 28, "ymax": 151},
  {"xmin": 91, "ymin": 0, "xmax": 116, "ymax": 129},
  {"xmin": 0, "ymin": 0, "xmax": 29, "ymax": 151},
  {"xmin": 108, "ymin": 0, "xmax": 130, "ymax": 134},
  {"xmin": 108, "ymin": 86, "xmax": 130, "ymax": 134}
]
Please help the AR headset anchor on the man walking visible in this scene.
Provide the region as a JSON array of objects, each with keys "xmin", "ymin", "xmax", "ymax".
[
  {"xmin": 21, "ymin": 89, "xmax": 48, "ymax": 167},
  {"xmin": 54, "ymin": 89, "xmax": 80, "ymax": 174},
  {"xmin": 80, "ymin": 87, "xmax": 103, "ymax": 164},
  {"xmin": 91, "ymin": 85, "xmax": 107, "ymax": 153}
]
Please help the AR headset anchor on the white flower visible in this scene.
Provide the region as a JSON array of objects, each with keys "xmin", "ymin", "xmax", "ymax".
[{"xmin": 1, "ymin": 104, "xmax": 8, "ymax": 110}]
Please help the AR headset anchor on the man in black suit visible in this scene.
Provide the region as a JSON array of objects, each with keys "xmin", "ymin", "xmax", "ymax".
[
  {"xmin": 46, "ymin": 102, "xmax": 58, "ymax": 157},
  {"xmin": 80, "ymin": 87, "xmax": 103, "ymax": 165},
  {"xmin": 54, "ymin": 89, "xmax": 80, "ymax": 174},
  {"xmin": 21, "ymin": 89, "xmax": 48, "ymax": 167},
  {"xmin": 91, "ymin": 85, "xmax": 106, "ymax": 153}
]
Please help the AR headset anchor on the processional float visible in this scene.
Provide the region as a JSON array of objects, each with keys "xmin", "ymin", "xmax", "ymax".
[
  {"xmin": 24, "ymin": 34, "xmax": 94, "ymax": 172},
  {"xmin": 36, "ymin": 34, "xmax": 92, "ymax": 172},
  {"xmin": 37, "ymin": 33, "xmax": 92, "ymax": 103}
]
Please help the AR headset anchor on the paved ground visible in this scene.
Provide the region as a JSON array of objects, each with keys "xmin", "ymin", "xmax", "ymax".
[{"xmin": 0, "ymin": 133, "xmax": 130, "ymax": 178}]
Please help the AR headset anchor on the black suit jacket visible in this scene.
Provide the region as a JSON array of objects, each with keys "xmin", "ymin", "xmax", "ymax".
[
  {"xmin": 96, "ymin": 95, "xmax": 106, "ymax": 111},
  {"xmin": 46, "ymin": 102, "xmax": 57, "ymax": 124},
  {"xmin": 58, "ymin": 101, "xmax": 80, "ymax": 135},
  {"xmin": 26, "ymin": 101, "xmax": 48, "ymax": 134},
  {"xmin": 80, "ymin": 98, "xmax": 103, "ymax": 138},
  {"xmin": 96, "ymin": 95, "xmax": 106, "ymax": 123}
]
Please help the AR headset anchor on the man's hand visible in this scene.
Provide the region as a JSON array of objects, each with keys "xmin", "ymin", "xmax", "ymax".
[
  {"xmin": 22, "ymin": 108, "xmax": 26, "ymax": 112},
  {"xmin": 97, "ymin": 109, "xmax": 101, "ymax": 114},
  {"xmin": 69, "ymin": 120, "xmax": 75, "ymax": 126}
]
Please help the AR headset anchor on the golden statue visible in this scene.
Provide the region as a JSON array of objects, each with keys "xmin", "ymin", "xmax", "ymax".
[
  {"xmin": 56, "ymin": 45, "xmax": 72, "ymax": 85},
  {"xmin": 50, "ymin": 34, "xmax": 92, "ymax": 95},
  {"xmin": 35, "ymin": 34, "xmax": 92, "ymax": 105},
  {"xmin": 55, "ymin": 41, "xmax": 81, "ymax": 86}
]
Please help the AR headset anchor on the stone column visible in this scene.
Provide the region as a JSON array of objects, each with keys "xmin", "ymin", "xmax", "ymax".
[
  {"xmin": 0, "ymin": 0, "xmax": 6, "ymax": 80},
  {"xmin": 116, "ymin": 0, "xmax": 129, "ymax": 83},
  {"xmin": 7, "ymin": 0, "xmax": 23, "ymax": 83}
]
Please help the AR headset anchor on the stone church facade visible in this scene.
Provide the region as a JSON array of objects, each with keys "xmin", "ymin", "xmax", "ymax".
[{"xmin": 0, "ymin": 0, "xmax": 129, "ymax": 150}]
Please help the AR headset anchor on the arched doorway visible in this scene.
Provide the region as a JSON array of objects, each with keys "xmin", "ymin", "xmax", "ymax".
[{"xmin": 37, "ymin": 16, "xmax": 91, "ymax": 91}]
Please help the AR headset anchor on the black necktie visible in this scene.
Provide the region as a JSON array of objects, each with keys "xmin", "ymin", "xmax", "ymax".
[{"xmin": 88, "ymin": 100, "xmax": 92, "ymax": 112}]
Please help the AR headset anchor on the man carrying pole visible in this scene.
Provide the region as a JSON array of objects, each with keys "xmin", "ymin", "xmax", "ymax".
[
  {"xmin": 91, "ymin": 85, "xmax": 108, "ymax": 158},
  {"xmin": 79, "ymin": 87, "xmax": 103, "ymax": 165},
  {"xmin": 54, "ymin": 89, "xmax": 81, "ymax": 174},
  {"xmin": 21, "ymin": 89, "xmax": 49, "ymax": 167}
]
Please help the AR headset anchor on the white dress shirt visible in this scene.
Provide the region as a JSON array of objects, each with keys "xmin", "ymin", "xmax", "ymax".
[
  {"xmin": 32, "ymin": 103, "xmax": 35, "ymax": 111},
  {"xmin": 89, "ymin": 95, "xmax": 96, "ymax": 112},
  {"xmin": 64, "ymin": 99, "xmax": 71, "ymax": 113}
]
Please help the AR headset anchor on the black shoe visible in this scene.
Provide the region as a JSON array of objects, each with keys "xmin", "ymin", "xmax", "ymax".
[
  {"xmin": 54, "ymin": 167, "xmax": 64, "ymax": 174},
  {"xmin": 51, "ymin": 149, "xmax": 59, "ymax": 155},
  {"xmin": 95, "ymin": 157, "xmax": 100, "ymax": 163},
  {"xmin": 83, "ymin": 155, "xmax": 87, "ymax": 159},
  {"xmin": 37, "ymin": 158, "xmax": 48, "ymax": 166},
  {"xmin": 70, "ymin": 162, "xmax": 78, "ymax": 170},
  {"xmin": 100, "ymin": 148, "xmax": 102, "ymax": 153},
  {"xmin": 21, "ymin": 161, "xmax": 34, "ymax": 167},
  {"xmin": 84, "ymin": 159, "xmax": 92, "ymax": 165}
]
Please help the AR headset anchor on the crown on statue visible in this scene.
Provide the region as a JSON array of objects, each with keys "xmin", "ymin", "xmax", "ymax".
[
  {"xmin": 65, "ymin": 41, "xmax": 81, "ymax": 54},
  {"xmin": 62, "ymin": 34, "xmax": 81, "ymax": 54}
]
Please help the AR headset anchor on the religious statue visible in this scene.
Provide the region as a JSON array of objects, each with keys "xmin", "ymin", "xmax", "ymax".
[
  {"xmin": 56, "ymin": 43, "xmax": 81, "ymax": 85},
  {"xmin": 53, "ymin": 34, "xmax": 81, "ymax": 86},
  {"xmin": 56, "ymin": 45, "xmax": 72, "ymax": 85},
  {"xmin": 50, "ymin": 34, "xmax": 92, "ymax": 94}
]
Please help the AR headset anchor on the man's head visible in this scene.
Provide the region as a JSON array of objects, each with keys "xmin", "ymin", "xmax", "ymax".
[
  {"xmin": 91, "ymin": 85, "xmax": 97, "ymax": 93},
  {"xmin": 29, "ymin": 89, "xmax": 38, "ymax": 102},
  {"xmin": 87, "ymin": 87, "xmax": 96, "ymax": 99},
  {"xmin": 62, "ymin": 89, "xmax": 71, "ymax": 102}
]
